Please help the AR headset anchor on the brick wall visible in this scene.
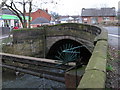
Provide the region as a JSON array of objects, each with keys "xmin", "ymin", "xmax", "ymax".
[
  {"xmin": 82, "ymin": 17, "xmax": 91, "ymax": 24},
  {"xmin": 82, "ymin": 16, "xmax": 116, "ymax": 24},
  {"xmin": 26, "ymin": 9, "xmax": 51, "ymax": 21}
]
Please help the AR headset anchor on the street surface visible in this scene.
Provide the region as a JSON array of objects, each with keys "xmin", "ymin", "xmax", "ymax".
[
  {"xmin": 103, "ymin": 26, "xmax": 120, "ymax": 50},
  {"xmin": 0, "ymin": 35, "xmax": 9, "ymax": 40}
]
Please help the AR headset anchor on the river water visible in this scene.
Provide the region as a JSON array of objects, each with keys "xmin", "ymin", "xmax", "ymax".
[
  {"xmin": 2, "ymin": 26, "xmax": 119, "ymax": 89},
  {"xmin": 2, "ymin": 69, "xmax": 65, "ymax": 89}
]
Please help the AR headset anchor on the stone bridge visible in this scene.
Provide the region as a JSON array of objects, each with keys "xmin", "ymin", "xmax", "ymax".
[
  {"xmin": 3, "ymin": 23, "xmax": 108, "ymax": 88},
  {"xmin": 6, "ymin": 23, "xmax": 101, "ymax": 64}
]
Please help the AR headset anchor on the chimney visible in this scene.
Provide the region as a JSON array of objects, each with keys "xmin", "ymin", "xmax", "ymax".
[
  {"xmin": 82, "ymin": 8, "xmax": 85, "ymax": 11},
  {"xmin": 112, "ymin": 7, "xmax": 115, "ymax": 10},
  {"xmin": 45, "ymin": 8, "xmax": 48, "ymax": 13}
]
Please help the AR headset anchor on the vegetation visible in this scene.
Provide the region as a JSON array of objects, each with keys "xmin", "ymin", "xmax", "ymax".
[
  {"xmin": 106, "ymin": 46, "xmax": 120, "ymax": 88},
  {"xmin": 106, "ymin": 64, "xmax": 113, "ymax": 71},
  {"xmin": 1, "ymin": 0, "xmax": 32, "ymax": 28},
  {"xmin": 1, "ymin": 0, "xmax": 59, "ymax": 28}
]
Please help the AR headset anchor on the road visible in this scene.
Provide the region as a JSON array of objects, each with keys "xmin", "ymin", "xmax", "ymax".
[
  {"xmin": 0, "ymin": 35, "xmax": 9, "ymax": 40},
  {"xmin": 103, "ymin": 26, "xmax": 120, "ymax": 50}
]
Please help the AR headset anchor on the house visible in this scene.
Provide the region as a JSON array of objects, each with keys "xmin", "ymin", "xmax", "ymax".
[
  {"xmin": 58, "ymin": 15, "xmax": 82, "ymax": 23},
  {"xmin": 26, "ymin": 9, "xmax": 51, "ymax": 27},
  {"xmin": 81, "ymin": 7, "xmax": 116, "ymax": 24},
  {"xmin": 0, "ymin": 8, "xmax": 18, "ymax": 27},
  {"xmin": 0, "ymin": 8, "xmax": 30, "ymax": 28},
  {"xmin": 26, "ymin": 9, "xmax": 51, "ymax": 21}
]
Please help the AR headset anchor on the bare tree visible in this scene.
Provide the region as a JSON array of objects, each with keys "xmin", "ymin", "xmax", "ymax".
[
  {"xmin": 1, "ymin": 0, "xmax": 60, "ymax": 28},
  {"xmin": 28, "ymin": 0, "xmax": 32, "ymax": 28},
  {"xmin": 1, "ymin": 0, "xmax": 32, "ymax": 28}
]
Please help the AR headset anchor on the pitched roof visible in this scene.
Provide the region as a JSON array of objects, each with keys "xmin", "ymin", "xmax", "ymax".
[
  {"xmin": 1, "ymin": 8, "xmax": 15, "ymax": 15},
  {"xmin": 58, "ymin": 15, "xmax": 81, "ymax": 21},
  {"xmin": 31, "ymin": 17, "xmax": 49, "ymax": 24},
  {"xmin": 81, "ymin": 7, "xmax": 116, "ymax": 17},
  {"xmin": 59, "ymin": 17, "xmax": 74, "ymax": 21},
  {"xmin": 26, "ymin": 9, "xmax": 51, "ymax": 21}
]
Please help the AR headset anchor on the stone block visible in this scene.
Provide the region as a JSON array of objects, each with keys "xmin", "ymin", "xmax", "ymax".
[{"xmin": 65, "ymin": 66, "xmax": 86, "ymax": 89}]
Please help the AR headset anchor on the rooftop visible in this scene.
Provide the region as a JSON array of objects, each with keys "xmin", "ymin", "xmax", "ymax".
[
  {"xmin": 31, "ymin": 17, "xmax": 50, "ymax": 24},
  {"xmin": 81, "ymin": 7, "xmax": 116, "ymax": 17},
  {"xmin": 0, "ymin": 8, "xmax": 15, "ymax": 15}
]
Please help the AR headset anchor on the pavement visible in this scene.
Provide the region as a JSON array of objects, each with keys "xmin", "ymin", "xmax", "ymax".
[
  {"xmin": 0, "ymin": 35, "xmax": 9, "ymax": 40},
  {"xmin": 103, "ymin": 26, "xmax": 120, "ymax": 50}
]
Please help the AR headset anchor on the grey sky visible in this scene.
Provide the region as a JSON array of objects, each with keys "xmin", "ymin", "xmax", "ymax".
[
  {"xmin": 1, "ymin": 0, "xmax": 119, "ymax": 15},
  {"xmin": 41, "ymin": 0, "xmax": 119, "ymax": 15}
]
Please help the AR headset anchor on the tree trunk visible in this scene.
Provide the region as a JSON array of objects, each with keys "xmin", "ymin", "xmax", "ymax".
[
  {"xmin": 28, "ymin": 1, "xmax": 32, "ymax": 28},
  {"xmin": 22, "ymin": 0, "xmax": 27, "ymax": 28}
]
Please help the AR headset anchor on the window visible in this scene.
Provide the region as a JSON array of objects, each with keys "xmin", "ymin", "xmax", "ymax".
[
  {"xmin": 4, "ymin": 20, "xmax": 10, "ymax": 27},
  {"xmin": 91, "ymin": 17, "xmax": 98, "ymax": 24},
  {"xmin": 84, "ymin": 18, "xmax": 87, "ymax": 20},
  {"xmin": 103, "ymin": 17, "xmax": 110, "ymax": 21}
]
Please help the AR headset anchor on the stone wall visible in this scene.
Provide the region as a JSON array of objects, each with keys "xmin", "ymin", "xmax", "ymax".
[
  {"xmin": 4, "ymin": 23, "xmax": 101, "ymax": 58},
  {"xmin": 77, "ymin": 27, "xmax": 108, "ymax": 88},
  {"xmin": 0, "ymin": 27, "xmax": 10, "ymax": 35},
  {"xmin": 3, "ymin": 27, "xmax": 46, "ymax": 57}
]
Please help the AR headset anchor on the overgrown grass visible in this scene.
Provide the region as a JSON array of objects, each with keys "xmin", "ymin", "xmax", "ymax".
[{"xmin": 106, "ymin": 64, "xmax": 113, "ymax": 71}]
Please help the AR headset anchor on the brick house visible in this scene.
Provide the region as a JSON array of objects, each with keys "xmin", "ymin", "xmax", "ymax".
[
  {"xmin": 26, "ymin": 9, "xmax": 51, "ymax": 27},
  {"xmin": 26, "ymin": 9, "xmax": 51, "ymax": 22},
  {"xmin": 81, "ymin": 7, "xmax": 116, "ymax": 24}
]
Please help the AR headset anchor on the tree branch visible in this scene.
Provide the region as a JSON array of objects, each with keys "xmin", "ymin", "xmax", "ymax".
[
  {"xmin": 5, "ymin": 3, "xmax": 24, "ymax": 27},
  {"xmin": 12, "ymin": 2, "xmax": 24, "ymax": 16}
]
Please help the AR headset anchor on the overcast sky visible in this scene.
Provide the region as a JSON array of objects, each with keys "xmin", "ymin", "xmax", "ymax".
[
  {"xmin": 1, "ymin": 0, "xmax": 119, "ymax": 15},
  {"xmin": 41, "ymin": 0, "xmax": 119, "ymax": 15}
]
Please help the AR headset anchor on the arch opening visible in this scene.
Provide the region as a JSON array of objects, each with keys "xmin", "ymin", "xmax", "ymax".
[{"xmin": 46, "ymin": 39, "xmax": 91, "ymax": 65}]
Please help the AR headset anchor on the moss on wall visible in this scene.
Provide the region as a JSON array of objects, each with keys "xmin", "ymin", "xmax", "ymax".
[
  {"xmin": 3, "ymin": 23, "xmax": 102, "ymax": 59},
  {"xmin": 77, "ymin": 27, "xmax": 108, "ymax": 89}
]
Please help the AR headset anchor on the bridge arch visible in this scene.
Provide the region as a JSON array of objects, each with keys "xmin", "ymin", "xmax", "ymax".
[{"xmin": 46, "ymin": 39, "xmax": 91, "ymax": 65}]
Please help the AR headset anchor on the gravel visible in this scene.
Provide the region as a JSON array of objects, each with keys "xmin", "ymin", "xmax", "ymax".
[{"xmin": 105, "ymin": 46, "xmax": 120, "ymax": 89}]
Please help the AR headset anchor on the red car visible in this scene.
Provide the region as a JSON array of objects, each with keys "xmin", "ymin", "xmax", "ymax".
[{"xmin": 13, "ymin": 26, "xmax": 19, "ymax": 29}]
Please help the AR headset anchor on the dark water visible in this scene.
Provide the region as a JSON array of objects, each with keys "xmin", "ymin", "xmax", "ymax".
[{"xmin": 2, "ymin": 69, "xmax": 65, "ymax": 89}]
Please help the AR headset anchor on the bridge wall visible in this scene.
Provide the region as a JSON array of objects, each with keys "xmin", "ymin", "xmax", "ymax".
[
  {"xmin": 3, "ymin": 23, "xmax": 101, "ymax": 58},
  {"xmin": 3, "ymin": 28, "xmax": 46, "ymax": 57},
  {"xmin": 46, "ymin": 36, "xmax": 94, "ymax": 54},
  {"xmin": 0, "ymin": 27, "xmax": 11, "ymax": 35},
  {"xmin": 2, "ymin": 23, "xmax": 108, "ymax": 88},
  {"xmin": 77, "ymin": 27, "xmax": 108, "ymax": 88}
]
